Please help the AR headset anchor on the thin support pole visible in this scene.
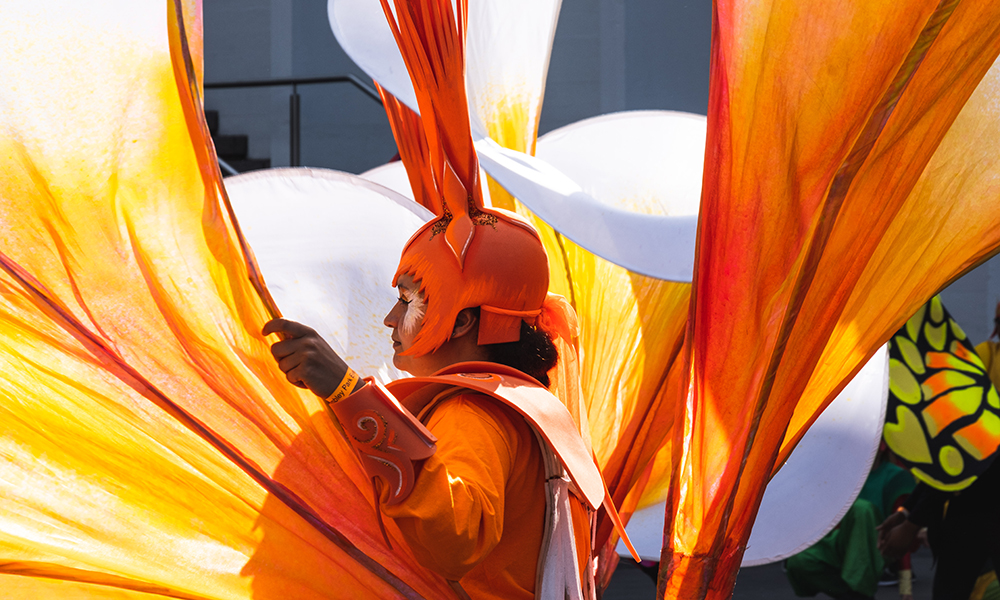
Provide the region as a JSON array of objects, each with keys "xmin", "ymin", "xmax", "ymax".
[{"xmin": 290, "ymin": 84, "xmax": 301, "ymax": 167}]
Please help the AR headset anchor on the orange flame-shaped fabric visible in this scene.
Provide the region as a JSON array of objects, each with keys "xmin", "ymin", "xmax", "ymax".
[
  {"xmin": 379, "ymin": 0, "xmax": 481, "ymax": 266},
  {"xmin": 0, "ymin": 1, "xmax": 460, "ymax": 598},
  {"xmin": 378, "ymin": 0, "xmax": 554, "ymax": 357},
  {"xmin": 659, "ymin": 0, "xmax": 1000, "ymax": 598}
]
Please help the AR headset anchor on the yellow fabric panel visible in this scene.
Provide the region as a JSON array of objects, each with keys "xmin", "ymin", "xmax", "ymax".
[
  {"xmin": 0, "ymin": 575, "xmax": 189, "ymax": 600},
  {"xmin": 0, "ymin": 1, "xmax": 454, "ymax": 598},
  {"xmin": 633, "ymin": 430, "xmax": 674, "ymax": 511},
  {"xmin": 539, "ymin": 229, "xmax": 688, "ymax": 544}
]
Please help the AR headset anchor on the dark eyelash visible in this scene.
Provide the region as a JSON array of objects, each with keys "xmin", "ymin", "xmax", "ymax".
[{"xmin": 398, "ymin": 296, "xmax": 411, "ymax": 305}]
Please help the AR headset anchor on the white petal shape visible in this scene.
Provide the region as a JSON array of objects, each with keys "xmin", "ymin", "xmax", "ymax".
[
  {"xmin": 473, "ymin": 129, "xmax": 698, "ymax": 282},
  {"xmin": 330, "ymin": 0, "xmax": 698, "ymax": 282},
  {"xmin": 226, "ymin": 167, "xmax": 433, "ymax": 383},
  {"xmin": 617, "ymin": 345, "xmax": 889, "ymax": 565},
  {"xmin": 327, "ymin": 0, "xmax": 417, "ymax": 110},
  {"xmin": 466, "ymin": 0, "xmax": 561, "ymax": 156},
  {"xmin": 535, "ymin": 111, "xmax": 703, "ymax": 217},
  {"xmin": 524, "ymin": 111, "xmax": 703, "ymax": 281},
  {"xmin": 359, "ymin": 161, "xmax": 414, "ymax": 201}
]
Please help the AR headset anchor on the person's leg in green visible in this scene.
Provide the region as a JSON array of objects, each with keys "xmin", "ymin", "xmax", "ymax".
[{"xmin": 784, "ymin": 499, "xmax": 882, "ymax": 599}]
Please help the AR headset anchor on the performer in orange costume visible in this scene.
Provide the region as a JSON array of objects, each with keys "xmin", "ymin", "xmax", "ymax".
[
  {"xmin": 263, "ymin": 2, "xmax": 637, "ymax": 596},
  {"xmin": 264, "ymin": 192, "xmax": 641, "ymax": 600},
  {"xmin": 260, "ymin": 5, "xmax": 632, "ymax": 597}
]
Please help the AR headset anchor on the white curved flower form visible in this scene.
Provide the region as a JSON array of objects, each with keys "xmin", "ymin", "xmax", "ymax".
[
  {"xmin": 328, "ymin": 0, "xmax": 698, "ymax": 282},
  {"xmin": 619, "ymin": 345, "xmax": 889, "ymax": 565},
  {"xmin": 227, "ymin": 168, "xmax": 433, "ymax": 383}
]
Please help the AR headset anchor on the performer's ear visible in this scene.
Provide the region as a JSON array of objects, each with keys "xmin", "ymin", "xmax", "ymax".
[{"xmin": 451, "ymin": 308, "xmax": 479, "ymax": 340}]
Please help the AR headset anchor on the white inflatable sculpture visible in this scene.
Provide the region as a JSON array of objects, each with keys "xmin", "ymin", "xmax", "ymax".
[{"xmin": 226, "ymin": 168, "xmax": 432, "ymax": 383}]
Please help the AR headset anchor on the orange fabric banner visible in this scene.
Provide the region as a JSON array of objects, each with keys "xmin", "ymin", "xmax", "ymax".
[
  {"xmin": 660, "ymin": 0, "xmax": 1000, "ymax": 597},
  {"xmin": 0, "ymin": 1, "xmax": 454, "ymax": 598}
]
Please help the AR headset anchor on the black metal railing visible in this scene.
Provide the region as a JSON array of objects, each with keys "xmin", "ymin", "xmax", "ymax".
[{"xmin": 204, "ymin": 74, "xmax": 382, "ymax": 168}]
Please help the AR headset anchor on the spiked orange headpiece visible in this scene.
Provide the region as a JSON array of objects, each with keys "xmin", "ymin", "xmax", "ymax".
[
  {"xmin": 394, "ymin": 201, "xmax": 550, "ymax": 356},
  {"xmin": 380, "ymin": 0, "xmax": 552, "ymax": 356}
]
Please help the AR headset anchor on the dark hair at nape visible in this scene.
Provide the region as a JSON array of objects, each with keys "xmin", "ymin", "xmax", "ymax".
[{"xmin": 472, "ymin": 309, "xmax": 559, "ymax": 387}]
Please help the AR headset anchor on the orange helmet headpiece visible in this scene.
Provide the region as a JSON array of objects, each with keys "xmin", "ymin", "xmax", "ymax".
[
  {"xmin": 379, "ymin": 0, "xmax": 552, "ymax": 357},
  {"xmin": 394, "ymin": 198, "xmax": 550, "ymax": 356}
]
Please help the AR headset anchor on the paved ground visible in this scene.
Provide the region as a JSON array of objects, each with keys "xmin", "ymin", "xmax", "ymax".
[{"xmin": 604, "ymin": 546, "xmax": 935, "ymax": 599}]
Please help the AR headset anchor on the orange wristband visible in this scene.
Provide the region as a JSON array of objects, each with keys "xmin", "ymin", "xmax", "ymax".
[{"xmin": 325, "ymin": 368, "xmax": 360, "ymax": 404}]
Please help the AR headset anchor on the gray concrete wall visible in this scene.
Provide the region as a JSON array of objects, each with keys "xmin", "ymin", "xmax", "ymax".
[
  {"xmin": 203, "ymin": 0, "xmax": 395, "ymax": 173},
  {"xmin": 203, "ymin": 0, "xmax": 712, "ymax": 171},
  {"xmin": 940, "ymin": 258, "xmax": 1000, "ymax": 346},
  {"xmin": 538, "ymin": 0, "xmax": 712, "ymax": 133}
]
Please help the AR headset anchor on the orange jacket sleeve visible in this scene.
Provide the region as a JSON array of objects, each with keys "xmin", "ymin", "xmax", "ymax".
[{"xmin": 378, "ymin": 394, "xmax": 528, "ymax": 581}]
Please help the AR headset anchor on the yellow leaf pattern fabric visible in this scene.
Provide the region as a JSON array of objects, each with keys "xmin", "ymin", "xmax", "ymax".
[{"xmin": 884, "ymin": 296, "xmax": 1000, "ymax": 490}]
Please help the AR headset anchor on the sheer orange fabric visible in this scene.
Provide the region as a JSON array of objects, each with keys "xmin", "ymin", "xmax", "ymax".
[
  {"xmin": 377, "ymin": 0, "xmax": 483, "ymax": 262},
  {"xmin": 378, "ymin": 85, "xmax": 442, "ymax": 215},
  {"xmin": 660, "ymin": 1, "xmax": 1000, "ymax": 597},
  {"xmin": 379, "ymin": 0, "xmax": 560, "ymax": 361},
  {"xmin": 0, "ymin": 1, "xmax": 456, "ymax": 598}
]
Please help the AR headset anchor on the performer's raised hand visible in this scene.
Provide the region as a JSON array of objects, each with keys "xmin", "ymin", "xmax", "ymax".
[
  {"xmin": 263, "ymin": 318, "xmax": 353, "ymax": 398},
  {"xmin": 876, "ymin": 510, "xmax": 906, "ymax": 545}
]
